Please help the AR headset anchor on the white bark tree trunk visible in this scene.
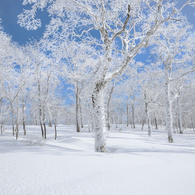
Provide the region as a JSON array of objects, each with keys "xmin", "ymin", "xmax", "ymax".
[
  {"xmin": 144, "ymin": 92, "xmax": 151, "ymax": 136},
  {"xmin": 92, "ymin": 82, "xmax": 107, "ymax": 152},
  {"xmin": 79, "ymin": 97, "xmax": 84, "ymax": 129},
  {"xmin": 75, "ymin": 81, "xmax": 80, "ymax": 132},
  {"xmin": 54, "ymin": 119, "xmax": 57, "ymax": 140},
  {"xmin": 165, "ymin": 79, "xmax": 174, "ymax": 143},
  {"xmin": 131, "ymin": 104, "xmax": 135, "ymax": 129},
  {"xmin": 15, "ymin": 96, "xmax": 19, "ymax": 140},
  {"xmin": 107, "ymin": 84, "xmax": 114, "ymax": 130},
  {"xmin": 177, "ymin": 96, "xmax": 183, "ymax": 134},
  {"xmin": 154, "ymin": 117, "xmax": 158, "ymax": 130},
  {"xmin": 126, "ymin": 103, "xmax": 129, "ymax": 127},
  {"xmin": 22, "ymin": 97, "xmax": 26, "ymax": 136}
]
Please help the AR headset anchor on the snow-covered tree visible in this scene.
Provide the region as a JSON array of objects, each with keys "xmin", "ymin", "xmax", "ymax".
[
  {"xmin": 151, "ymin": 19, "xmax": 195, "ymax": 142},
  {"xmin": 23, "ymin": 41, "xmax": 60, "ymax": 139}
]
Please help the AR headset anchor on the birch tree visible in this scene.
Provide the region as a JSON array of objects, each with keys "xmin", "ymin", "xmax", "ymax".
[
  {"xmin": 24, "ymin": 41, "xmax": 60, "ymax": 139},
  {"xmin": 151, "ymin": 20, "xmax": 195, "ymax": 142}
]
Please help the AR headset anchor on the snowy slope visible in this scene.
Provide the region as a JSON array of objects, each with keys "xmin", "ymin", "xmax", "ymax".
[{"xmin": 1, "ymin": 125, "xmax": 195, "ymax": 195}]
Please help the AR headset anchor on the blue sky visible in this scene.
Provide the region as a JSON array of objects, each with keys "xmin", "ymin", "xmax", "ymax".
[
  {"xmin": 0, "ymin": 0, "xmax": 195, "ymax": 45},
  {"xmin": 0, "ymin": 0, "xmax": 194, "ymax": 46},
  {"xmin": 0, "ymin": 0, "xmax": 50, "ymax": 45}
]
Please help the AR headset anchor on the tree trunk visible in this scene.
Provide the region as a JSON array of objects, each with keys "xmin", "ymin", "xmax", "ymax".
[
  {"xmin": 177, "ymin": 97, "xmax": 183, "ymax": 134},
  {"xmin": 147, "ymin": 117, "xmax": 151, "ymax": 136},
  {"xmin": 144, "ymin": 92, "xmax": 151, "ymax": 136},
  {"xmin": 75, "ymin": 81, "xmax": 80, "ymax": 132},
  {"xmin": 79, "ymin": 97, "xmax": 84, "ymax": 129},
  {"xmin": 154, "ymin": 117, "xmax": 158, "ymax": 130},
  {"xmin": 165, "ymin": 80, "xmax": 174, "ymax": 143},
  {"xmin": 43, "ymin": 122, "xmax": 46, "ymax": 139},
  {"xmin": 23, "ymin": 120, "xmax": 26, "ymax": 136},
  {"xmin": 191, "ymin": 115, "xmax": 195, "ymax": 131},
  {"xmin": 40, "ymin": 122, "xmax": 44, "ymax": 137},
  {"xmin": 15, "ymin": 124, "xmax": 19, "ymax": 140},
  {"xmin": 54, "ymin": 120, "xmax": 57, "ymax": 140},
  {"xmin": 88, "ymin": 119, "xmax": 90, "ymax": 132},
  {"xmin": 107, "ymin": 84, "xmax": 114, "ymax": 130},
  {"xmin": 92, "ymin": 82, "xmax": 106, "ymax": 152},
  {"xmin": 126, "ymin": 103, "xmax": 129, "ymax": 127},
  {"xmin": 0, "ymin": 102, "xmax": 3, "ymax": 135},
  {"xmin": 42, "ymin": 109, "xmax": 46, "ymax": 139},
  {"xmin": 22, "ymin": 101, "xmax": 26, "ymax": 136},
  {"xmin": 15, "ymin": 96, "xmax": 20, "ymax": 140},
  {"xmin": 39, "ymin": 106, "xmax": 44, "ymax": 137},
  {"xmin": 12, "ymin": 123, "xmax": 15, "ymax": 136},
  {"xmin": 89, "ymin": 112, "xmax": 94, "ymax": 132},
  {"xmin": 1, "ymin": 123, "xmax": 3, "ymax": 134},
  {"xmin": 9, "ymin": 101, "xmax": 15, "ymax": 136},
  {"xmin": 131, "ymin": 105, "xmax": 135, "ymax": 128}
]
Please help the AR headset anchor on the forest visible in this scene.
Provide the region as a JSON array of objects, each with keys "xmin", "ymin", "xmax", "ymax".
[{"xmin": 0, "ymin": 0, "xmax": 195, "ymax": 151}]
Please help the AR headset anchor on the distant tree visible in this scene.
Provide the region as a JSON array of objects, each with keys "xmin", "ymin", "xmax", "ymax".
[
  {"xmin": 151, "ymin": 20, "xmax": 195, "ymax": 142},
  {"xmin": 0, "ymin": 28, "xmax": 25, "ymax": 138},
  {"xmin": 137, "ymin": 65, "xmax": 164, "ymax": 135},
  {"xmin": 47, "ymin": 41, "xmax": 97, "ymax": 132},
  {"xmin": 24, "ymin": 41, "xmax": 60, "ymax": 139}
]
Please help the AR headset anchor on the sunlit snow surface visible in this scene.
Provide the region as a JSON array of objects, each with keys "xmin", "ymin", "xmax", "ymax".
[{"xmin": 1, "ymin": 125, "xmax": 195, "ymax": 195}]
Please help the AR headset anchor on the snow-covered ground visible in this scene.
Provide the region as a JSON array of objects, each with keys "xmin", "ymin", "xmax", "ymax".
[{"xmin": 1, "ymin": 125, "xmax": 195, "ymax": 195}]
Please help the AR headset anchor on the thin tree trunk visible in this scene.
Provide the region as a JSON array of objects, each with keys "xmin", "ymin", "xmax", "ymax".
[
  {"xmin": 191, "ymin": 115, "xmax": 195, "ymax": 131},
  {"xmin": 107, "ymin": 84, "xmax": 114, "ymax": 130},
  {"xmin": 40, "ymin": 122, "xmax": 44, "ymax": 137},
  {"xmin": 22, "ymin": 99, "xmax": 26, "ymax": 136},
  {"xmin": 177, "ymin": 96, "xmax": 183, "ymax": 134},
  {"xmin": 144, "ymin": 92, "xmax": 151, "ymax": 136},
  {"xmin": 38, "ymin": 81, "xmax": 44, "ymax": 137},
  {"xmin": 131, "ymin": 104, "xmax": 135, "ymax": 128},
  {"xmin": 154, "ymin": 117, "xmax": 158, "ymax": 130},
  {"xmin": 23, "ymin": 120, "xmax": 26, "ymax": 136},
  {"xmin": 40, "ymin": 107, "xmax": 44, "ymax": 137},
  {"xmin": 88, "ymin": 119, "xmax": 90, "ymax": 132},
  {"xmin": 79, "ymin": 97, "xmax": 84, "ymax": 129},
  {"xmin": 90, "ymin": 112, "xmax": 94, "ymax": 132},
  {"xmin": 0, "ymin": 102, "xmax": 3, "ymax": 134},
  {"xmin": 43, "ymin": 110, "xmax": 46, "ymax": 139},
  {"xmin": 91, "ymin": 111, "xmax": 94, "ymax": 132},
  {"xmin": 43, "ymin": 122, "xmax": 46, "ymax": 139},
  {"xmin": 126, "ymin": 103, "xmax": 129, "ymax": 127},
  {"xmin": 75, "ymin": 81, "xmax": 80, "ymax": 132},
  {"xmin": 15, "ymin": 96, "xmax": 20, "ymax": 140},
  {"xmin": 11, "ymin": 106, "xmax": 15, "ymax": 136},
  {"xmin": 1, "ymin": 123, "xmax": 3, "ymax": 134},
  {"xmin": 15, "ymin": 124, "xmax": 19, "ymax": 140},
  {"xmin": 54, "ymin": 119, "xmax": 57, "ymax": 140}
]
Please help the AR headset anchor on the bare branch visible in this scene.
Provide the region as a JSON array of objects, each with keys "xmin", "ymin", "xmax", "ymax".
[{"xmin": 111, "ymin": 5, "xmax": 131, "ymax": 42}]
